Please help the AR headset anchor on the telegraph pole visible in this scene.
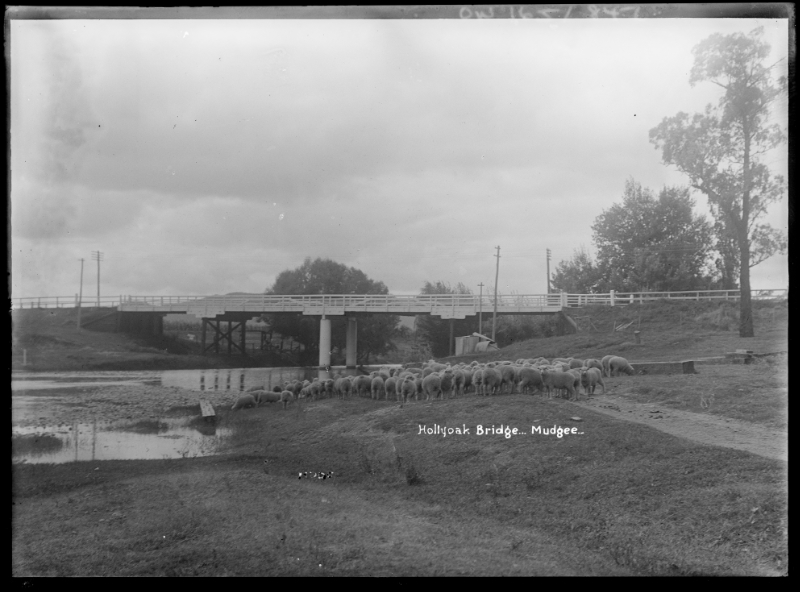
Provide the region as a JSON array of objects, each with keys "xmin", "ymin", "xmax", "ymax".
[
  {"xmin": 92, "ymin": 251, "xmax": 103, "ymax": 307},
  {"xmin": 546, "ymin": 248, "xmax": 552, "ymax": 294},
  {"xmin": 492, "ymin": 246, "xmax": 500, "ymax": 342},
  {"xmin": 478, "ymin": 282, "xmax": 484, "ymax": 334},
  {"xmin": 77, "ymin": 258, "xmax": 84, "ymax": 330}
]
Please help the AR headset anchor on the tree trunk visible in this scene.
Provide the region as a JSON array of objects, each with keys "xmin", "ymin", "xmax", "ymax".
[
  {"xmin": 738, "ymin": 238, "xmax": 754, "ymax": 337},
  {"xmin": 739, "ymin": 119, "xmax": 754, "ymax": 338}
]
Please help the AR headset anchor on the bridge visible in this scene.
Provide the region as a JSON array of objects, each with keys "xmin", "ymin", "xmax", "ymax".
[{"xmin": 13, "ymin": 289, "xmax": 788, "ymax": 368}]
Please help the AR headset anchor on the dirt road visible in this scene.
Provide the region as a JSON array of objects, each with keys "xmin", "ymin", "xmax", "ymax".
[{"xmin": 571, "ymin": 393, "xmax": 787, "ymax": 462}]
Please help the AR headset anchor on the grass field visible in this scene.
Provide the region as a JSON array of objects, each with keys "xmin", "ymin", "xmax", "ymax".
[
  {"xmin": 13, "ymin": 382, "xmax": 788, "ymax": 576},
  {"xmin": 11, "ymin": 299, "xmax": 788, "ymax": 576}
]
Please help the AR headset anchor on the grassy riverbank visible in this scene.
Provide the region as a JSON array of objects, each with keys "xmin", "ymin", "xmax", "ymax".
[
  {"xmin": 13, "ymin": 389, "xmax": 787, "ymax": 576},
  {"xmin": 12, "ymin": 299, "xmax": 788, "ymax": 575}
]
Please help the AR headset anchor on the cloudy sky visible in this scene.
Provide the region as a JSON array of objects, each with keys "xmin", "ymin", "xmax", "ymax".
[{"xmin": 9, "ymin": 11, "xmax": 789, "ymax": 301}]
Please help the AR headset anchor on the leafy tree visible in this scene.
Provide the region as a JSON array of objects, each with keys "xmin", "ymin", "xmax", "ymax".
[
  {"xmin": 415, "ymin": 281, "xmax": 476, "ymax": 358},
  {"xmin": 590, "ymin": 179, "xmax": 714, "ymax": 292},
  {"xmin": 264, "ymin": 257, "xmax": 399, "ymax": 364},
  {"xmin": 550, "ymin": 246, "xmax": 604, "ymax": 294},
  {"xmin": 711, "ymin": 217, "xmax": 740, "ymax": 290},
  {"xmin": 649, "ymin": 26, "xmax": 787, "ymax": 336}
]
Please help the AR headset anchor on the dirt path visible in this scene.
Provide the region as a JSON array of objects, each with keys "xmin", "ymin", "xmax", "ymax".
[{"xmin": 570, "ymin": 393, "xmax": 787, "ymax": 462}]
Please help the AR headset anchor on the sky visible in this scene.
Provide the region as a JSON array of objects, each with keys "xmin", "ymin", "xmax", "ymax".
[{"xmin": 9, "ymin": 10, "xmax": 790, "ymax": 301}]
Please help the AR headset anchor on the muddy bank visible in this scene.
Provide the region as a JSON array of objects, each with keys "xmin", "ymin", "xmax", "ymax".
[{"xmin": 11, "ymin": 384, "xmax": 240, "ymax": 429}]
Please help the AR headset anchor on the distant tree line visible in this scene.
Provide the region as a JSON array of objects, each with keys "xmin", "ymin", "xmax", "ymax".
[
  {"xmin": 554, "ymin": 26, "xmax": 786, "ymax": 340},
  {"xmin": 552, "ymin": 179, "xmax": 719, "ymax": 294}
]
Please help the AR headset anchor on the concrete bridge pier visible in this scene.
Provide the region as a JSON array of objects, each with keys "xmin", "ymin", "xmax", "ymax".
[
  {"xmin": 346, "ymin": 317, "xmax": 357, "ymax": 368},
  {"xmin": 318, "ymin": 316, "xmax": 331, "ymax": 369}
]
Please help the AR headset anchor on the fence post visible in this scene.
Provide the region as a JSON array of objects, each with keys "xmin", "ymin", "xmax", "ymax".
[
  {"xmin": 560, "ymin": 291, "xmax": 567, "ymax": 308},
  {"xmin": 609, "ymin": 290, "xmax": 615, "ymax": 307}
]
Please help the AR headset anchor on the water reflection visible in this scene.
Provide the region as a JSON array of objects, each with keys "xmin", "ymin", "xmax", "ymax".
[
  {"xmin": 161, "ymin": 366, "xmax": 401, "ymax": 392},
  {"xmin": 11, "ymin": 417, "xmax": 231, "ymax": 464},
  {"xmin": 11, "ymin": 365, "xmax": 402, "ymax": 393}
]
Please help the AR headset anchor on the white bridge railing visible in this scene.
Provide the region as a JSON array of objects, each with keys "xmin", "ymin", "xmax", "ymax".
[{"xmin": 11, "ymin": 288, "xmax": 788, "ymax": 313}]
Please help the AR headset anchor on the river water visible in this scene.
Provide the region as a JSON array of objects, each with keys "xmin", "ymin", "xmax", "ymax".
[
  {"xmin": 11, "ymin": 365, "xmax": 400, "ymax": 465},
  {"xmin": 10, "ymin": 365, "xmax": 400, "ymax": 393}
]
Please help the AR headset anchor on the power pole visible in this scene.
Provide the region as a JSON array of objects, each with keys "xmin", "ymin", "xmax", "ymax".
[
  {"xmin": 546, "ymin": 248, "xmax": 552, "ymax": 294},
  {"xmin": 478, "ymin": 282, "xmax": 484, "ymax": 334},
  {"xmin": 92, "ymin": 251, "xmax": 103, "ymax": 307},
  {"xmin": 492, "ymin": 246, "xmax": 500, "ymax": 342},
  {"xmin": 77, "ymin": 258, "xmax": 84, "ymax": 330}
]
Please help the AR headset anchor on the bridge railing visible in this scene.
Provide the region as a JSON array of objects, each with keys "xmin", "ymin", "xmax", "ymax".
[
  {"xmin": 12, "ymin": 289, "xmax": 787, "ymax": 311},
  {"xmin": 11, "ymin": 295, "xmax": 125, "ymax": 309},
  {"xmin": 117, "ymin": 293, "xmax": 563, "ymax": 311},
  {"xmin": 609, "ymin": 289, "xmax": 787, "ymax": 305}
]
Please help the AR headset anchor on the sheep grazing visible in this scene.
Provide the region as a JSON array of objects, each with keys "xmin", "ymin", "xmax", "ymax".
[
  {"xmin": 497, "ymin": 365, "xmax": 517, "ymax": 394},
  {"xmin": 481, "ymin": 367, "xmax": 502, "ymax": 396},
  {"xmin": 231, "ymin": 394, "xmax": 257, "ymax": 410},
  {"xmin": 568, "ymin": 358, "xmax": 584, "ymax": 369},
  {"xmin": 541, "ymin": 369, "xmax": 577, "ymax": 401},
  {"xmin": 472, "ymin": 368, "xmax": 484, "ymax": 394},
  {"xmin": 253, "ymin": 390, "xmax": 281, "ymax": 406},
  {"xmin": 601, "ymin": 355, "xmax": 615, "ymax": 378},
  {"xmin": 580, "ymin": 367, "xmax": 606, "ymax": 395},
  {"xmin": 584, "ymin": 359, "xmax": 603, "ymax": 373},
  {"xmin": 371, "ymin": 376, "xmax": 385, "ymax": 400},
  {"xmin": 399, "ymin": 376, "xmax": 417, "ymax": 407},
  {"xmin": 608, "ymin": 356, "xmax": 635, "ymax": 376},
  {"xmin": 439, "ymin": 369, "xmax": 455, "ymax": 398},
  {"xmin": 353, "ymin": 375, "xmax": 372, "ymax": 398},
  {"xmin": 516, "ymin": 366, "xmax": 544, "ymax": 395},
  {"xmin": 334, "ymin": 376, "xmax": 352, "ymax": 399},
  {"xmin": 279, "ymin": 390, "xmax": 295, "ymax": 409},
  {"xmin": 422, "ymin": 373, "xmax": 443, "ymax": 401},
  {"xmin": 421, "ymin": 366, "xmax": 436, "ymax": 378},
  {"xmin": 384, "ymin": 376, "xmax": 398, "ymax": 400}
]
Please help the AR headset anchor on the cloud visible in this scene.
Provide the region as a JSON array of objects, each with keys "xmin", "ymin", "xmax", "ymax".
[{"xmin": 9, "ymin": 17, "xmax": 789, "ymax": 299}]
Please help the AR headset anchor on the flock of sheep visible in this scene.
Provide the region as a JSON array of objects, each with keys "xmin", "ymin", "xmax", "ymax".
[{"xmin": 230, "ymin": 354, "xmax": 636, "ymax": 410}]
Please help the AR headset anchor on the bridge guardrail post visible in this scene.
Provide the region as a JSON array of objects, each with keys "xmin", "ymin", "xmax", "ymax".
[{"xmin": 610, "ymin": 290, "xmax": 615, "ymax": 306}]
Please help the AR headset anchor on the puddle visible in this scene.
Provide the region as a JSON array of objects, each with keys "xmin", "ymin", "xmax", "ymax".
[{"xmin": 11, "ymin": 417, "xmax": 232, "ymax": 464}]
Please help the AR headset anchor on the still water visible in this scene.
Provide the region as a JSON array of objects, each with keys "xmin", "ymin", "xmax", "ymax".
[
  {"xmin": 11, "ymin": 365, "xmax": 400, "ymax": 393},
  {"xmin": 12, "ymin": 417, "xmax": 232, "ymax": 465},
  {"xmin": 10, "ymin": 365, "xmax": 399, "ymax": 465}
]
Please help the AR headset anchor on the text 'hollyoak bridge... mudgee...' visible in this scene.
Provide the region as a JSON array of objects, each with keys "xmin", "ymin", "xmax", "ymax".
[{"xmin": 418, "ymin": 424, "xmax": 582, "ymax": 439}]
